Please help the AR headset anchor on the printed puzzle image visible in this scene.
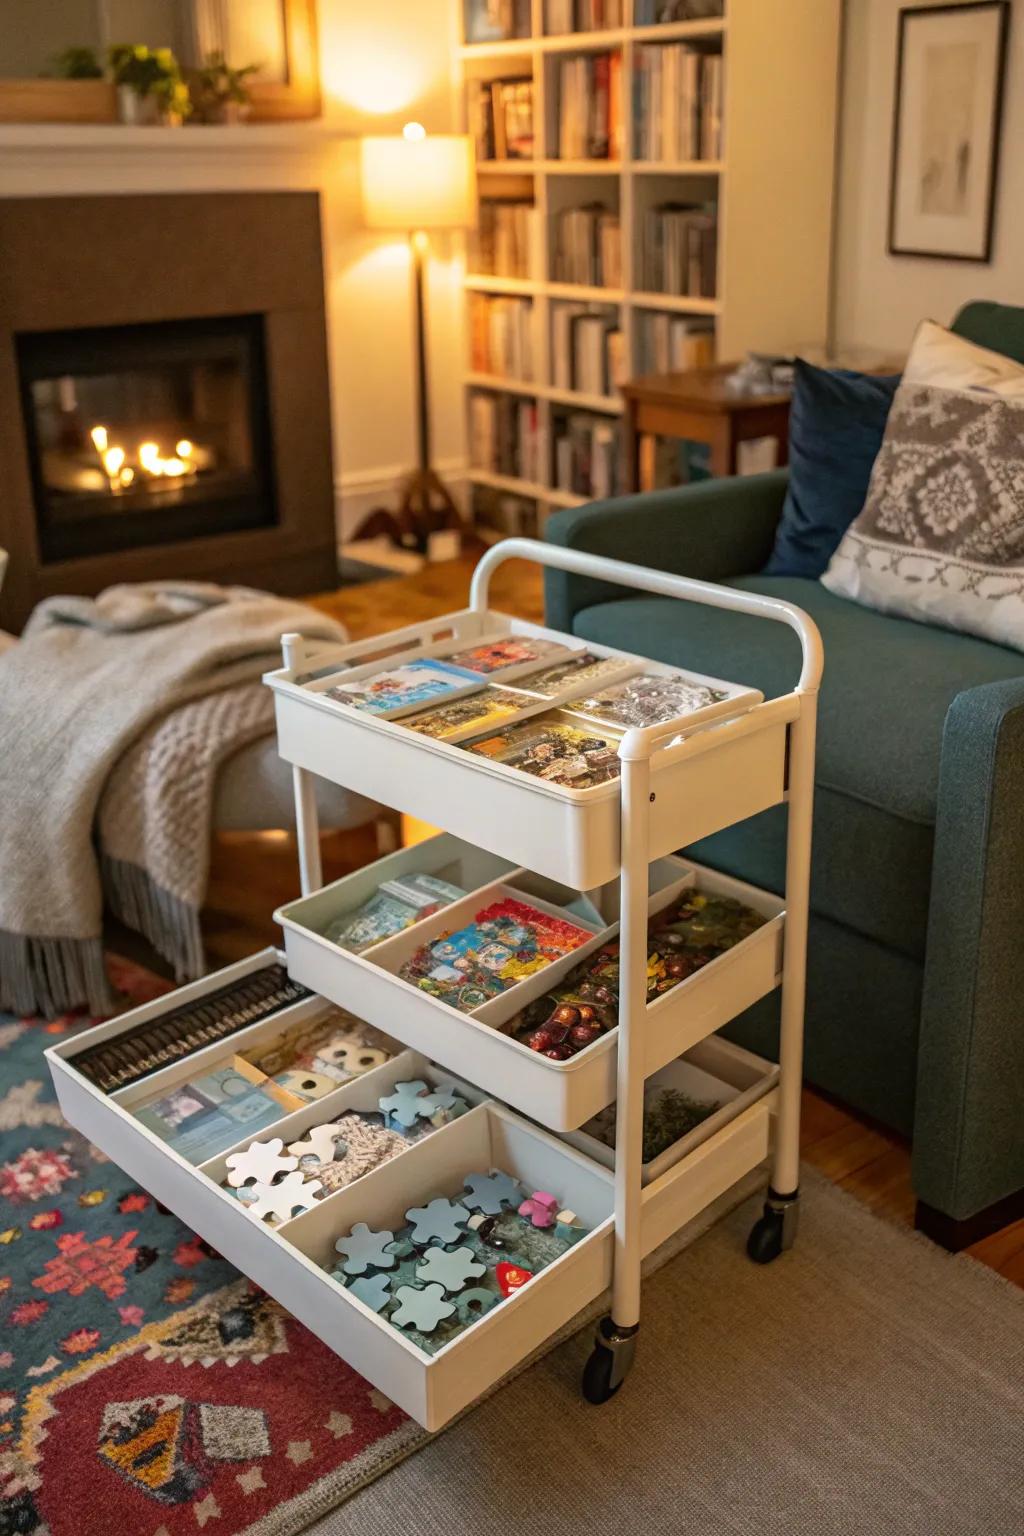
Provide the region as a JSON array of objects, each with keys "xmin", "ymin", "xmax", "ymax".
[
  {"xmin": 465, "ymin": 715, "xmax": 624, "ymax": 790},
  {"xmin": 514, "ymin": 650, "xmax": 636, "ymax": 698},
  {"xmin": 322, "ymin": 872, "xmax": 466, "ymax": 952},
  {"xmin": 242, "ymin": 1008, "xmax": 394, "ymax": 1100},
  {"xmin": 324, "ymin": 658, "xmax": 481, "ymax": 716},
  {"xmin": 401, "ymin": 685, "xmax": 530, "ymax": 742},
  {"xmin": 444, "ymin": 636, "xmax": 570, "ymax": 675},
  {"xmin": 502, "ymin": 891, "xmax": 767, "ymax": 1059},
  {"xmin": 398, "ymin": 896, "xmax": 594, "ymax": 1012},
  {"xmin": 134, "ymin": 1056, "xmax": 306, "ymax": 1165},
  {"xmin": 567, "ymin": 671, "xmax": 731, "ymax": 729}
]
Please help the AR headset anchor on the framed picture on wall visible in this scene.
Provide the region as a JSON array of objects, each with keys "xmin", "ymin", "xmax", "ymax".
[{"xmin": 888, "ymin": 0, "xmax": 1010, "ymax": 261}]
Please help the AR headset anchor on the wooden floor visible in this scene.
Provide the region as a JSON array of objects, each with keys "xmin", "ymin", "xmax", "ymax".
[{"xmin": 204, "ymin": 551, "xmax": 1024, "ymax": 1291}]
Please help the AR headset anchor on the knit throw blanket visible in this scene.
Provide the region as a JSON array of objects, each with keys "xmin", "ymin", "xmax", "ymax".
[{"xmin": 0, "ymin": 582, "xmax": 346, "ymax": 1018}]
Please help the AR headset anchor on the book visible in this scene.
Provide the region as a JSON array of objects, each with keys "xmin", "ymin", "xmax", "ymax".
[
  {"xmin": 464, "ymin": 0, "xmax": 532, "ymax": 42},
  {"xmin": 473, "ymin": 199, "xmax": 541, "ymax": 280},
  {"xmin": 468, "ymin": 391, "xmax": 541, "ymax": 482},
  {"xmin": 638, "ymin": 313, "xmax": 715, "ymax": 374},
  {"xmin": 567, "ymin": 672, "xmax": 729, "ymax": 728},
  {"xmin": 446, "ymin": 635, "xmax": 570, "ymax": 674},
  {"xmin": 513, "ymin": 651, "xmax": 635, "ymax": 697},
  {"xmin": 553, "ymin": 206, "xmax": 621, "ymax": 290},
  {"xmin": 134, "ymin": 1056, "xmax": 305, "ymax": 1165},
  {"xmin": 471, "ymin": 76, "xmax": 534, "ymax": 161},
  {"xmin": 325, "ymin": 658, "xmax": 482, "ymax": 718},
  {"xmin": 469, "ymin": 294, "xmax": 534, "ymax": 380},
  {"xmin": 553, "ymin": 411, "xmax": 621, "ymax": 498},
  {"xmin": 398, "ymin": 895, "xmax": 594, "ymax": 1012},
  {"xmin": 401, "ymin": 686, "xmax": 529, "ymax": 741},
  {"xmin": 639, "ymin": 202, "xmax": 718, "ymax": 297},
  {"xmin": 466, "ymin": 715, "xmax": 623, "ymax": 789},
  {"xmin": 321, "ymin": 873, "xmax": 467, "ymax": 951},
  {"xmin": 556, "ymin": 53, "xmax": 617, "ymax": 160}
]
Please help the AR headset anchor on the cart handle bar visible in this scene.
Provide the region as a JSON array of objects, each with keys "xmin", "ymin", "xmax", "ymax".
[{"xmin": 470, "ymin": 536, "xmax": 823, "ymax": 755}]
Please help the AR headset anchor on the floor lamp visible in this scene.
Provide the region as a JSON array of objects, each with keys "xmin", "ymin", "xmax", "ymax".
[{"xmin": 354, "ymin": 124, "xmax": 476, "ymax": 554}]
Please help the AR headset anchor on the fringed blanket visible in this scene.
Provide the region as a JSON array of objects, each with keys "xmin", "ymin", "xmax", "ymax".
[{"xmin": 0, "ymin": 582, "xmax": 345, "ymax": 1017}]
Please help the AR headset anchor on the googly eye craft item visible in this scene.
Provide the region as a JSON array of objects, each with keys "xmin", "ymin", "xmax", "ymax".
[
  {"xmin": 334, "ymin": 1222, "xmax": 398, "ymax": 1276},
  {"xmin": 225, "ymin": 1138, "xmax": 297, "ymax": 1190},
  {"xmin": 390, "ymin": 1283, "xmax": 456, "ymax": 1333}
]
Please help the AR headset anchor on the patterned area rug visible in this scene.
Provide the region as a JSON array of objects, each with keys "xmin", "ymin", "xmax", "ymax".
[{"xmin": 0, "ymin": 958, "xmax": 423, "ymax": 1536}]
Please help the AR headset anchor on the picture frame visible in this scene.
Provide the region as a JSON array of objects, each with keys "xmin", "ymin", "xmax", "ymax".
[{"xmin": 887, "ymin": 0, "xmax": 1010, "ymax": 262}]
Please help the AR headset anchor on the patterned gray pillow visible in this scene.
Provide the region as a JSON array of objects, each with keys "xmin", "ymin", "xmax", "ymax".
[{"xmin": 822, "ymin": 322, "xmax": 1024, "ymax": 651}]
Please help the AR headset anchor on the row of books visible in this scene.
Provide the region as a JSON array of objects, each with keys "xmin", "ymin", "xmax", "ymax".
[
  {"xmin": 638, "ymin": 202, "xmax": 717, "ymax": 296},
  {"xmin": 553, "ymin": 203, "xmax": 622, "ymax": 288},
  {"xmin": 546, "ymin": 0, "xmax": 624, "ymax": 30},
  {"xmin": 469, "ymin": 391, "xmax": 541, "ymax": 483},
  {"xmin": 470, "ymin": 294, "xmax": 535, "ymax": 380},
  {"xmin": 554, "ymin": 412, "xmax": 621, "ymax": 500},
  {"xmin": 472, "ymin": 486, "xmax": 541, "ymax": 542},
  {"xmin": 552, "ymin": 305, "xmax": 626, "ymax": 398},
  {"xmin": 634, "ymin": 45, "xmax": 723, "ymax": 161},
  {"xmin": 464, "ymin": 0, "xmax": 531, "ymax": 43},
  {"xmin": 634, "ymin": 0, "xmax": 724, "ymax": 21},
  {"xmin": 556, "ymin": 53, "xmax": 624, "ymax": 160},
  {"xmin": 473, "ymin": 199, "xmax": 542, "ymax": 279},
  {"xmin": 469, "ymin": 76, "xmax": 534, "ymax": 162},
  {"xmin": 636, "ymin": 313, "xmax": 715, "ymax": 373}
]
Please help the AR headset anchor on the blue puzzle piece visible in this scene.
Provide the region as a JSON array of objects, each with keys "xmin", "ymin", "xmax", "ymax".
[
  {"xmin": 390, "ymin": 1282, "xmax": 456, "ymax": 1333},
  {"xmin": 415, "ymin": 1245, "xmax": 486, "ymax": 1293},
  {"xmin": 348, "ymin": 1272, "xmax": 392, "ymax": 1313},
  {"xmin": 379, "ymin": 1080, "xmax": 432, "ymax": 1129},
  {"xmin": 455, "ymin": 1286, "xmax": 500, "ymax": 1325},
  {"xmin": 405, "ymin": 1197, "xmax": 470, "ymax": 1245},
  {"xmin": 334, "ymin": 1221, "xmax": 398, "ymax": 1276},
  {"xmin": 462, "ymin": 1171, "xmax": 524, "ymax": 1215}
]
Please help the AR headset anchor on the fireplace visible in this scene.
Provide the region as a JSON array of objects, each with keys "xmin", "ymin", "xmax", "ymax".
[
  {"xmin": 0, "ymin": 193, "xmax": 338, "ymax": 630},
  {"xmin": 19, "ymin": 314, "xmax": 276, "ymax": 564}
]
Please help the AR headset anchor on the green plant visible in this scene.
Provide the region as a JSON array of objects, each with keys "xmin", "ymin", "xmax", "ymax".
[
  {"xmin": 108, "ymin": 43, "xmax": 190, "ymax": 116},
  {"xmin": 194, "ymin": 50, "xmax": 260, "ymax": 110},
  {"xmin": 51, "ymin": 46, "xmax": 103, "ymax": 80}
]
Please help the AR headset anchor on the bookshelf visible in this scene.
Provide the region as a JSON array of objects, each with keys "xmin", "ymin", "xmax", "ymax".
[{"xmin": 458, "ymin": 0, "xmax": 841, "ymax": 536}]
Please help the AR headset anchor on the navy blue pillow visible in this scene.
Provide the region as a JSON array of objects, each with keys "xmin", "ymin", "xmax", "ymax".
[{"xmin": 763, "ymin": 360, "xmax": 901, "ymax": 579}]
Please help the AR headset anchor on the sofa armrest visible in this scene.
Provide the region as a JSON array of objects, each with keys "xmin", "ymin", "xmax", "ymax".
[
  {"xmin": 913, "ymin": 677, "xmax": 1024, "ymax": 1220},
  {"xmin": 543, "ymin": 470, "xmax": 788, "ymax": 633}
]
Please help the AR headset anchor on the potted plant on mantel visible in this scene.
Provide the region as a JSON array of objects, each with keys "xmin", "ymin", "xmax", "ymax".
[
  {"xmin": 191, "ymin": 51, "xmax": 260, "ymax": 125},
  {"xmin": 108, "ymin": 44, "xmax": 191, "ymax": 126}
]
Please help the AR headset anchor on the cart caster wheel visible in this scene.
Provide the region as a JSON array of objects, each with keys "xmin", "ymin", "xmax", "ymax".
[
  {"xmin": 581, "ymin": 1316, "xmax": 638, "ymax": 1405},
  {"xmin": 747, "ymin": 1188, "xmax": 799, "ymax": 1265}
]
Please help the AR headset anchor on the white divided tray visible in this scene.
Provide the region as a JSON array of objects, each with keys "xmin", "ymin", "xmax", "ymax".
[
  {"xmin": 266, "ymin": 610, "xmax": 785, "ymax": 889},
  {"xmin": 562, "ymin": 1035, "xmax": 779, "ymax": 1185},
  {"xmin": 276, "ymin": 844, "xmax": 785, "ymax": 1131}
]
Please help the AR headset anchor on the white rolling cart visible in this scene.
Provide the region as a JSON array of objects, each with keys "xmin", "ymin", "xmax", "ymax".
[{"xmin": 269, "ymin": 537, "xmax": 822, "ymax": 1406}]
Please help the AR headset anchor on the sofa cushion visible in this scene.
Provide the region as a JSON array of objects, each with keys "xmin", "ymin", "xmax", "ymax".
[
  {"xmin": 763, "ymin": 360, "xmax": 899, "ymax": 579},
  {"xmin": 572, "ymin": 576, "xmax": 1024, "ymax": 960}
]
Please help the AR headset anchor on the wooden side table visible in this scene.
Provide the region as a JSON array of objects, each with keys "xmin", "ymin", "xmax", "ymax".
[{"xmin": 621, "ymin": 364, "xmax": 792, "ymax": 492}]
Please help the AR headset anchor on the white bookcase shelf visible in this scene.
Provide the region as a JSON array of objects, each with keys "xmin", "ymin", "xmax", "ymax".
[{"xmin": 460, "ymin": 0, "xmax": 841, "ymax": 530}]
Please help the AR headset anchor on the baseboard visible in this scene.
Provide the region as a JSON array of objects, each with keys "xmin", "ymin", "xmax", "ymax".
[
  {"xmin": 915, "ymin": 1188, "xmax": 1024, "ymax": 1252},
  {"xmin": 335, "ymin": 459, "xmax": 468, "ymax": 544}
]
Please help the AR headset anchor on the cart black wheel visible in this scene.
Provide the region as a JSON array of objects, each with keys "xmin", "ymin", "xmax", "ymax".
[
  {"xmin": 582, "ymin": 1344, "xmax": 622, "ymax": 1405},
  {"xmin": 746, "ymin": 1208, "xmax": 785, "ymax": 1264}
]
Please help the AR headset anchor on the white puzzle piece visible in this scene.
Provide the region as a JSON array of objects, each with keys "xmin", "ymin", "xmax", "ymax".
[
  {"xmin": 287, "ymin": 1123, "xmax": 345, "ymax": 1165},
  {"xmin": 225, "ymin": 1138, "xmax": 298, "ymax": 1189},
  {"xmin": 247, "ymin": 1170, "xmax": 323, "ymax": 1223}
]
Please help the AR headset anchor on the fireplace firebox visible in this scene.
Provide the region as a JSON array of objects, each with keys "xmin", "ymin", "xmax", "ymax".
[
  {"xmin": 0, "ymin": 192, "xmax": 338, "ymax": 631},
  {"xmin": 19, "ymin": 315, "xmax": 276, "ymax": 564}
]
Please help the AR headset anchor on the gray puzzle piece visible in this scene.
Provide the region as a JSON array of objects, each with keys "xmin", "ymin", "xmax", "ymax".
[
  {"xmin": 415, "ymin": 1245, "xmax": 486, "ymax": 1293},
  {"xmin": 390, "ymin": 1282, "xmax": 456, "ymax": 1333},
  {"xmin": 334, "ymin": 1221, "xmax": 398, "ymax": 1276},
  {"xmin": 455, "ymin": 1286, "xmax": 500, "ymax": 1324},
  {"xmin": 348, "ymin": 1272, "xmax": 392, "ymax": 1313},
  {"xmin": 379, "ymin": 1080, "xmax": 431, "ymax": 1129},
  {"xmin": 462, "ymin": 1171, "xmax": 524, "ymax": 1215},
  {"xmin": 405, "ymin": 1197, "xmax": 470, "ymax": 1245}
]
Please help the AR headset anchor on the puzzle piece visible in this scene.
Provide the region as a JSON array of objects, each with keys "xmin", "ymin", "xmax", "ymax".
[
  {"xmin": 334, "ymin": 1222, "xmax": 398, "ymax": 1276},
  {"xmin": 275, "ymin": 1069, "xmax": 338, "ymax": 1101},
  {"xmin": 415, "ymin": 1245, "xmax": 486, "ymax": 1293},
  {"xmin": 316, "ymin": 1039, "xmax": 390, "ymax": 1080},
  {"xmin": 287, "ymin": 1123, "xmax": 346, "ymax": 1164},
  {"xmin": 462, "ymin": 1171, "xmax": 524, "ymax": 1215},
  {"xmin": 378, "ymin": 1080, "xmax": 432, "ymax": 1129},
  {"xmin": 247, "ymin": 1170, "xmax": 322, "ymax": 1223},
  {"xmin": 348, "ymin": 1272, "xmax": 392, "ymax": 1313},
  {"xmin": 455, "ymin": 1286, "xmax": 500, "ymax": 1324},
  {"xmin": 405, "ymin": 1197, "xmax": 470, "ymax": 1246},
  {"xmin": 390, "ymin": 1283, "xmax": 456, "ymax": 1333},
  {"xmin": 518, "ymin": 1191, "xmax": 559, "ymax": 1228},
  {"xmin": 225, "ymin": 1138, "xmax": 298, "ymax": 1189}
]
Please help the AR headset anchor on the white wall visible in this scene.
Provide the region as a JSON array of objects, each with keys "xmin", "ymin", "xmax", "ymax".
[
  {"xmin": 833, "ymin": 0, "xmax": 1024, "ymax": 354},
  {"xmin": 316, "ymin": 0, "xmax": 467, "ymax": 537}
]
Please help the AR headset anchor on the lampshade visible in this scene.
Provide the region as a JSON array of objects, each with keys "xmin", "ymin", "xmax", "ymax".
[{"xmin": 360, "ymin": 130, "xmax": 477, "ymax": 232}]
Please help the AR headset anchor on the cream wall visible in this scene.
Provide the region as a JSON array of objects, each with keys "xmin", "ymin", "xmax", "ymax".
[
  {"xmin": 833, "ymin": 0, "xmax": 1024, "ymax": 354},
  {"xmin": 316, "ymin": 0, "xmax": 467, "ymax": 537}
]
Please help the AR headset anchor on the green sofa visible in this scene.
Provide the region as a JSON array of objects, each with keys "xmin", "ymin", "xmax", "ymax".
[{"xmin": 544, "ymin": 301, "xmax": 1024, "ymax": 1247}]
